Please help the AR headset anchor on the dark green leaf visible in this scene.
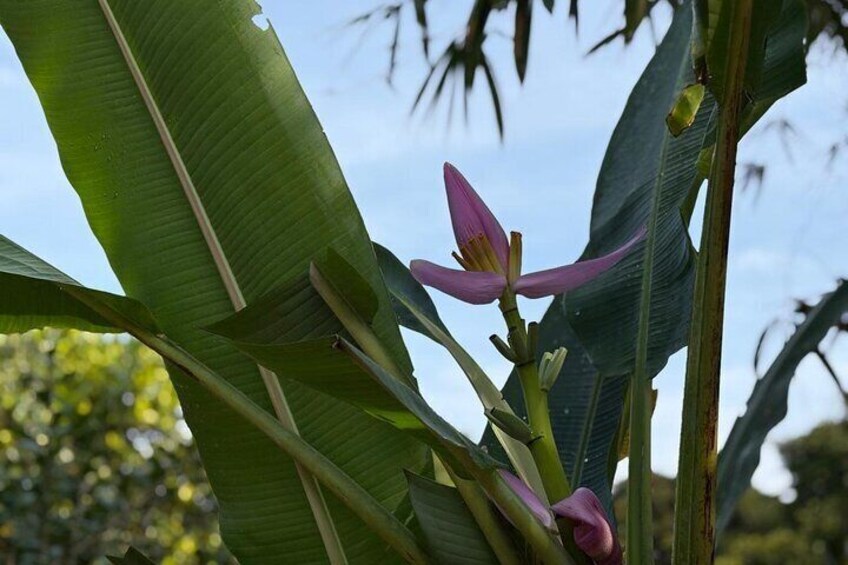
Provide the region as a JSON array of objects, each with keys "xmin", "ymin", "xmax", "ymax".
[
  {"xmin": 716, "ymin": 280, "xmax": 848, "ymax": 534},
  {"xmin": 374, "ymin": 243, "xmax": 451, "ymax": 342},
  {"xmin": 406, "ymin": 472, "xmax": 499, "ymax": 565}
]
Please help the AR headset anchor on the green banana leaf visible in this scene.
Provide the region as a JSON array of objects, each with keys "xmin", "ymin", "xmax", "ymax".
[
  {"xmin": 0, "ymin": 234, "xmax": 156, "ymax": 335},
  {"xmin": 716, "ymin": 280, "xmax": 848, "ymax": 534},
  {"xmin": 0, "ymin": 2, "xmax": 427, "ymax": 562},
  {"xmin": 406, "ymin": 472, "xmax": 499, "ymax": 565}
]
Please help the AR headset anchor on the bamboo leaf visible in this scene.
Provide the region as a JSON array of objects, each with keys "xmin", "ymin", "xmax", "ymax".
[
  {"xmin": 0, "ymin": 2, "xmax": 427, "ymax": 561},
  {"xmin": 514, "ymin": 0, "xmax": 532, "ymax": 82}
]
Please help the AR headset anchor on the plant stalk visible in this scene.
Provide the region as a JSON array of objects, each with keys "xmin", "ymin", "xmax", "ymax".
[
  {"xmin": 499, "ymin": 292, "xmax": 571, "ymax": 503},
  {"xmin": 628, "ymin": 106, "xmax": 671, "ymax": 564},
  {"xmin": 474, "ymin": 469, "xmax": 574, "ymax": 565},
  {"xmin": 444, "ymin": 465, "xmax": 522, "ymax": 565},
  {"xmin": 498, "ymin": 292, "xmax": 591, "ymax": 564},
  {"xmin": 672, "ymin": 1, "xmax": 753, "ymax": 562}
]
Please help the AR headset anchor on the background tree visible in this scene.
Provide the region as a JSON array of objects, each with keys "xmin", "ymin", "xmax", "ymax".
[
  {"xmin": 0, "ymin": 330, "xmax": 232, "ymax": 564},
  {"xmin": 611, "ymin": 418, "xmax": 848, "ymax": 564}
]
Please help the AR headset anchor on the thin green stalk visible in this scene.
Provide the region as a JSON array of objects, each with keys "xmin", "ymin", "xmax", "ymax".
[
  {"xmin": 571, "ymin": 373, "xmax": 603, "ymax": 488},
  {"xmin": 473, "ymin": 469, "xmax": 574, "ymax": 565},
  {"xmin": 672, "ymin": 1, "xmax": 753, "ymax": 562},
  {"xmin": 497, "ymin": 292, "xmax": 591, "ymax": 564},
  {"xmin": 499, "ymin": 292, "xmax": 571, "ymax": 503},
  {"xmin": 65, "ymin": 287, "xmax": 430, "ymax": 565},
  {"xmin": 398, "ymin": 294, "xmax": 548, "ymax": 502},
  {"xmin": 445, "ymin": 465, "xmax": 522, "ymax": 565},
  {"xmin": 310, "ymin": 263, "xmax": 411, "ymax": 385},
  {"xmin": 628, "ymin": 103, "xmax": 671, "ymax": 564}
]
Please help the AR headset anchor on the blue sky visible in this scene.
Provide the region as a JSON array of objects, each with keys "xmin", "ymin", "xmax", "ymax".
[{"xmin": 1, "ymin": 1, "xmax": 846, "ymax": 497}]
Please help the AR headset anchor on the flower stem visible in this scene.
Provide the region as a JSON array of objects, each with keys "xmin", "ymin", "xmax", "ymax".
[
  {"xmin": 475, "ymin": 469, "xmax": 574, "ymax": 565},
  {"xmin": 498, "ymin": 292, "xmax": 591, "ymax": 564},
  {"xmin": 444, "ymin": 464, "xmax": 522, "ymax": 565},
  {"xmin": 499, "ymin": 291, "xmax": 571, "ymax": 503},
  {"xmin": 672, "ymin": 1, "xmax": 753, "ymax": 562}
]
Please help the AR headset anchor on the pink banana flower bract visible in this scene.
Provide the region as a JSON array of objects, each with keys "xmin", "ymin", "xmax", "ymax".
[
  {"xmin": 410, "ymin": 163, "xmax": 645, "ymax": 304},
  {"xmin": 499, "ymin": 470, "xmax": 623, "ymax": 565},
  {"xmin": 553, "ymin": 488, "xmax": 624, "ymax": 565}
]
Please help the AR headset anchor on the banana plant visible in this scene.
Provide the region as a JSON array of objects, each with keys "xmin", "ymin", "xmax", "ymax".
[{"xmin": 0, "ymin": 0, "xmax": 807, "ymax": 563}]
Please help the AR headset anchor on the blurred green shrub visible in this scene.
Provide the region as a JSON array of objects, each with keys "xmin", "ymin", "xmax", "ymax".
[{"xmin": 0, "ymin": 330, "xmax": 232, "ymax": 564}]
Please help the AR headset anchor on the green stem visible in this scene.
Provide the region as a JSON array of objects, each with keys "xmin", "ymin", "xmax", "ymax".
[
  {"xmin": 474, "ymin": 469, "xmax": 574, "ymax": 565},
  {"xmin": 499, "ymin": 292, "xmax": 571, "ymax": 503},
  {"xmin": 672, "ymin": 1, "xmax": 753, "ymax": 563},
  {"xmin": 498, "ymin": 292, "xmax": 591, "ymax": 564},
  {"xmin": 628, "ymin": 95, "xmax": 670, "ymax": 563},
  {"xmin": 445, "ymin": 465, "xmax": 522, "ymax": 565},
  {"xmin": 399, "ymin": 295, "xmax": 548, "ymax": 501},
  {"xmin": 65, "ymin": 287, "xmax": 430, "ymax": 565},
  {"xmin": 310, "ymin": 263, "xmax": 411, "ymax": 385},
  {"xmin": 571, "ymin": 373, "xmax": 603, "ymax": 488}
]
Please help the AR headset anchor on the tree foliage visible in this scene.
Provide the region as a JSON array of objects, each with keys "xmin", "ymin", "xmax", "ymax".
[
  {"xmin": 0, "ymin": 330, "xmax": 231, "ymax": 564},
  {"xmin": 611, "ymin": 418, "xmax": 848, "ymax": 564}
]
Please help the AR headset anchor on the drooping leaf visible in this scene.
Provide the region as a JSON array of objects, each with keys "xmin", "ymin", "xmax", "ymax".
[
  {"xmin": 624, "ymin": 0, "xmax": 648, "ymax": 40},
  {"xmin": 716, "ymin": 280, "xmax": 848, "ymax": 534},
  {"xmin": 406, "ymin": 472, "xmax": 500, "ymax": 565},
  {"xmin": 413, "ymin": 0, "xmax": 430, "ymax": 58},
  {"xmin": 374, "ymin": 244, "xmax": 450, "ymax": 342},
  {"xmin": 0, "ymin": 235, "xmax": 157, "ymax": 335},
  {"xmin": 0, "ymin": 1, "xmax": 427, "ymax": 561}
]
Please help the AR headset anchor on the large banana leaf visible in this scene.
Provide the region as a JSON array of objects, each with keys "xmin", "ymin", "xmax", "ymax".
[
  {"xmin": 0, "ymin": 2, "xmax": 428, "ymax": 562},
  {"xmin": 716, "ymin": 280, "xmax": 848, "ymax": 534}
]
